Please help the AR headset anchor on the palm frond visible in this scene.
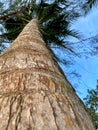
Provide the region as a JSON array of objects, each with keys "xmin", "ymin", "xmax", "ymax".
[
  {"xmin": 82, "ymin": 0, "xmax": 98, "ymax": 15},
  {"xmin": 0, "ymin": 0, "xmax": 82, "ymax": 65}
]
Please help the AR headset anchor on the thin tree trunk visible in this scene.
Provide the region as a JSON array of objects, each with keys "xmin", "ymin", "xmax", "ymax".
[{"xmin": 0, "ymin": 19, "xmax": 95, "ymax": 130}]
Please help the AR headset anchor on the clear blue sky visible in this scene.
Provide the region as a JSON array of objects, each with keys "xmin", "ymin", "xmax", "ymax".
[{"xmin": 67, "ymin": 5, "xmax": 98, "ymax": 100}]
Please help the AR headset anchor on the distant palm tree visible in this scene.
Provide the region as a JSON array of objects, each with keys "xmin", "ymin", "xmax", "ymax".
[{"xmin": 0, "ymin": 0, "xmax": 95, "ymax": 129}]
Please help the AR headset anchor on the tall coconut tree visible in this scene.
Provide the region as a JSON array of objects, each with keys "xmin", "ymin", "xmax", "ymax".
[{"xmin": 0, "ymin": 0, "xmax": 95, "ymax": 129}]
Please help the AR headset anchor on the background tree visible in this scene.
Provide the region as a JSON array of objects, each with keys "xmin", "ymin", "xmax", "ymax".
[{"xmin": 83, "ymin": 81, "xmax": 98, "ymax": 129}]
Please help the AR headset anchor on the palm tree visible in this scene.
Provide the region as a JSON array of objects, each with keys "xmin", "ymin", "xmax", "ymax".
[{"xmin": 0, "ymin": 0, "xmax": 95, "ymax": 129}]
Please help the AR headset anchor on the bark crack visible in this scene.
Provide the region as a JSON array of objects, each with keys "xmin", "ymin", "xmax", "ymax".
[
  {"xmin": 15, "ymin": 95, "xmax": 23, "ymax": 130},
  {"xmin": 6, "ymin": 96, "xmax": 17, "ymax": 130},
  {"xmin": 30, "ymin": 108, "xmax": 35, "ymax": 130},
  {"xmin": 47, "ymin": 95, "xmax": 59, "ymax": 130}
]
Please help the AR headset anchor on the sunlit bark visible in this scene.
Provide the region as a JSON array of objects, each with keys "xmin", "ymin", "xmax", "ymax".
[{"xmin": 0, "ymin": 19, "xmax": 95, "ymax": 130}]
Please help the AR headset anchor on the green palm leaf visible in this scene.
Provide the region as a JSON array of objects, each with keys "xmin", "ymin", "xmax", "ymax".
[{"xmin": 0, "ymin": 0, "xmax": 81, "ymax": 63}]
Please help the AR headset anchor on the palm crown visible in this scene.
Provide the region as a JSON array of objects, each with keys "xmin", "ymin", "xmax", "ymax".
[
  {"xmin": 1, "ymin": 0, "xmax": 94, "ymax": 65},
  {"xmin": 0, "ymin": 1, "xmax": 80, "ymax": 47}
]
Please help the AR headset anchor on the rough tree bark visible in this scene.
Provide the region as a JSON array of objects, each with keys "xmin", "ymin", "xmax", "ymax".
[{"xmin": 0, "ymin": 19, "xmax": 95, "ymax": 130}]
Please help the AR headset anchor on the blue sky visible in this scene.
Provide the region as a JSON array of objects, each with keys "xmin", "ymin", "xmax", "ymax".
[
  {"xmin": 68, "ymin": 5, "xmax": 98, "ymax": 100},
  {"xmin": 52, "ymin": 5, "xmax": 98, "ymax": 101}
]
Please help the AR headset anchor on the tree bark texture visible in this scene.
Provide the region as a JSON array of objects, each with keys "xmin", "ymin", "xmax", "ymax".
[{"xmin": 0, "ymin": 19, "xmax": 95, "ymax": 130}]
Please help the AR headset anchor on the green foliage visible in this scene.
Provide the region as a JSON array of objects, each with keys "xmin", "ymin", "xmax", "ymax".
[
  {"xmin": 83, "ymin": 86, "xmax": 98, "ymax": 129},
  {"xmin": 82, "ymin": 0, "xmax": 98, "ymax": 15},
  {"xmin": 0, "ymin": 0, "xmax": 80, "ymax": 44},
  {"xmin": 0, "ymin": 0, "xmax": 97, "ymax": 62},
  {"xmin": 0, "ymin": 0, "xmax": 82, "ymax": 60}
]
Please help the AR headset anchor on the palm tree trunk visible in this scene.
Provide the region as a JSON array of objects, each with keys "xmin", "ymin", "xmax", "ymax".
[{"xmin": 0, "ymin": 19, "xmax": 95, "ymax": 130}]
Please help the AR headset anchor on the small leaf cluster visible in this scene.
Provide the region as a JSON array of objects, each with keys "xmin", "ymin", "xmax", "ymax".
[{"xmin": 84, "ymin": 86, "xmax": 98, "ymax": 129}]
